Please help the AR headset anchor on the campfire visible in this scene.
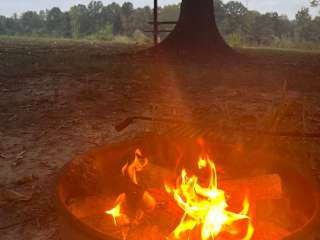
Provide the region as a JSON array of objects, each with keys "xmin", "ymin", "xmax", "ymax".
[
  {"xmin": 56, "ymin": 134, "xmax": 319, "ymax": 240},
  {"xmin": 106, "ymin": 142, "xmax": 254, "ymax": 240}
]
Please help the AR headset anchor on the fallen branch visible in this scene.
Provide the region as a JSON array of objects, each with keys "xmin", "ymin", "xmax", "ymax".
[{"xmin": 114, "ymin": 116, "xmax": 183, "ymax": 132}]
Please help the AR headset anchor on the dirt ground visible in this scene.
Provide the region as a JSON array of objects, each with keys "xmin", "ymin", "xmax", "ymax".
[{"xmin": 1, "ymin": 38, "xmax": 320, "ymax": 239}]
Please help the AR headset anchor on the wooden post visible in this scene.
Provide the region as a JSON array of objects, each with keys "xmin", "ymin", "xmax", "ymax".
[{"xmin": 153, "ymin": 0, "xmax": 158, "ymax": 45}]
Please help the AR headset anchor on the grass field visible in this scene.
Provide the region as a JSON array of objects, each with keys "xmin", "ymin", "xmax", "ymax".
[
  {"xmin": 1, "ymin": 36, "xmax": 320, "ymax": 90},
  {"xmin": 1, "ymin": 37, "xmax": 320, "ymax": 239}
]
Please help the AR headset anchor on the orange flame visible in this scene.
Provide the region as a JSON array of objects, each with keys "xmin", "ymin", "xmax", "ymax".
[
  {"xmin": 142, "ymin": 190, "xmax": 157, "ymax": 211},
  {"xmin": 106, "ymin": 149, "xmax": 155, "ymax": 227},
  {"xmin": 165, "ymin": 156, "xmax": 254, "ymax": 240},
  {"xmin": 122, "ymin": 149, "xmax": 148, "ymax": 185},
  {"xmin": 105, "ymin": 193, "xmax": 129, "ymax": 226}
]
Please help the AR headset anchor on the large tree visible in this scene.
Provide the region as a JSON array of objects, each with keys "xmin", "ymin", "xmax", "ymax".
[{"xmin": 155, "ymin": 0, "xmax": 233, "ymax": 57}]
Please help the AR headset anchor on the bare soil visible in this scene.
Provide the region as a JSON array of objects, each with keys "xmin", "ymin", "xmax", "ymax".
[{"xmin": 1, "ymin": 38, "xmax": 320, "ymax": 239}]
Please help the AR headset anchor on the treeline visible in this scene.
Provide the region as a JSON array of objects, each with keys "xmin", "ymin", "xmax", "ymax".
[
  {"xmin": 0, "ymin": 2, "xmax": 154, "ymax": 42},
  {"xmin": 0, "ymin": 1, "xmax": 319, "ymax": 48}
]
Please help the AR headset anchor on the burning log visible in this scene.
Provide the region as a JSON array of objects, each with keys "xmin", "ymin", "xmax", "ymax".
[
  {"xmin": 85, "ymin": 173, "xmax": 282, "ymax": 240},
  {"xmin": 220, "ymin": 174, "xmax": 282, "ymax": 202},
  {"xmin": 146, "ymin": 173, "xmax": 283, "ymax": 220},
  {"xmin": 252, "ymin": 222, "xmax": 290, "ymax": 240},
  {"xmin": 142, "ymin": 161, "xmax": 282, "ymax": 202},
  {"xmin": 80, "ymin": 209, "xmax": 290, "ymax": 240}
]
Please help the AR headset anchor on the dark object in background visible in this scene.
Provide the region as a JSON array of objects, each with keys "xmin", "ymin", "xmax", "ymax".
[{"xmin": 154, "ymin": 0, "xmax": 234, "ymax": 57}]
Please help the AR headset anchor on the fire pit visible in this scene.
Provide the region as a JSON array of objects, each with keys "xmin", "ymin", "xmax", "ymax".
[{"xmin": 56, "ymin": 134, "xmax": 319, "ymax": 240}]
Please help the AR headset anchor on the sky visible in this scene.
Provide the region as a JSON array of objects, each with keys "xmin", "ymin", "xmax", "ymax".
[{"xmin": 0, "ymin": 0, "xmax": 318, "ymax": 19}]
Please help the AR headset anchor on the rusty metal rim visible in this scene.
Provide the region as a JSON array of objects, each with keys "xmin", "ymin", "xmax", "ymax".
[
  {"xmin": 55, "ymin": 137, "xmax": 145, "ymax": 240},
  {"xmin": 55, "ymin": 135, "xmax": 320, "ymax": 240},
  {"xmin": 282, "ymin": 166, "xmax": 320, "ymax": 240},
  {"xmin": 55, "ymin": 162, "xmax": 114, "ymax": 240}
]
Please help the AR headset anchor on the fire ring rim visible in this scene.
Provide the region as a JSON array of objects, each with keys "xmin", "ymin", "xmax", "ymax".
[{"xmin": 55, "ymin": 135, "xmax": 320, "ymax": 240}]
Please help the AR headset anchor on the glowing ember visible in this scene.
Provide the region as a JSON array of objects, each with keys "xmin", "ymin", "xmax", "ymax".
[{"xmin": 165, "ymin": 155, "xmax": 254, "ymax": 240}]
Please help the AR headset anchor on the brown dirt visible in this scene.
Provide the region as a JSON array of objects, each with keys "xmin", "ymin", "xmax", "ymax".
[{"xmin": 1, "ymin": 39, "xmax": 320, "ymax": 239}]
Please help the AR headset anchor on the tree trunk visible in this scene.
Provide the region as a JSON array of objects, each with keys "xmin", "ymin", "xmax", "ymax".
[{"xmin": 156, "ymin": 0, "xmax": 232, "ymax": 57}]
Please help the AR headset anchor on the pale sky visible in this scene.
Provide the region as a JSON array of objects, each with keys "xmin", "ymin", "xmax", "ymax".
[{"xmin": 0, "ymin": 0, "xmax": 318, "ymax": 19}]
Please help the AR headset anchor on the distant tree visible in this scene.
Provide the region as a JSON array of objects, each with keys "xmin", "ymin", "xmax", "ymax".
[
  {"xmin": 101, "ymin": 2, "xmax": 123, "ymax": 35},
  {"xmin": 239, "ymin": 10, "xmax": 259, "ymax": 43},
  {"xmin": 251, "ymin": 13, "xmax": 276, "ymax": 45},
  {"xmin": 311, "ymin": 0, "xmax": 320, "ymax": 7},
  {"xmin": 225, "ymin": 1, "xmax": 247, "ymax": 17},
  {"xmin": 93, "ymin": 23, "xmax": 113, "ymax": 40},
  {"xmin": 20, "ymin": 11, "xmax": 44, "ymax": 35},
  {"xmin": 126, "ymin": 7, "xmax": 152, "ymax": 36},
  {"xmin": 113, "ymin": 12, "xmax": 124, "ymax": 35},
  {"xmin": 295, "ymin": 8, "xmax": 313, "ymax": 41},
  {"xmin": 224, "ymin": 1, "xmax": 248, "ymax": 34},
  {"xmin": 1, "ymin": 15, "xmax": 20, "ymax": 35},
  {"xmin": 63, "ymin": 13, "xmax": 72, "ymax": 38},
  {"xmin": 47, "ymin": 7, "xmax": 70, "ymax": 37},
  {"xmin": 311, "ymin": 16, "xmax": 320, "ymax": 41},
  {"xmin": 159, "ymin": 4, "xmax": 180, "ymax": 21},
  {"xmin": 69, "ymin": 4, "xmax": 90, "ymax": 38},
  {"xmin": 121, "ymin": 2, "xmax": 134, "ymax": 18},
  {"xmin": 87, "ymin": 1, "xmax": 104, "ymax": 33},
  {"xmin": 121, "ymin": 2, "xmax": 134, "ymax": 35},
  {"xmin": 101, "ymin": 2, "xmax": 121, "ymax": 23},
  {"xmin": 0, "ymin": 16, "xmax": 6, "ymax": 35},
  {"xmin": 39, "ymin": 10, "xmax": 46, "ymax": 21}
]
